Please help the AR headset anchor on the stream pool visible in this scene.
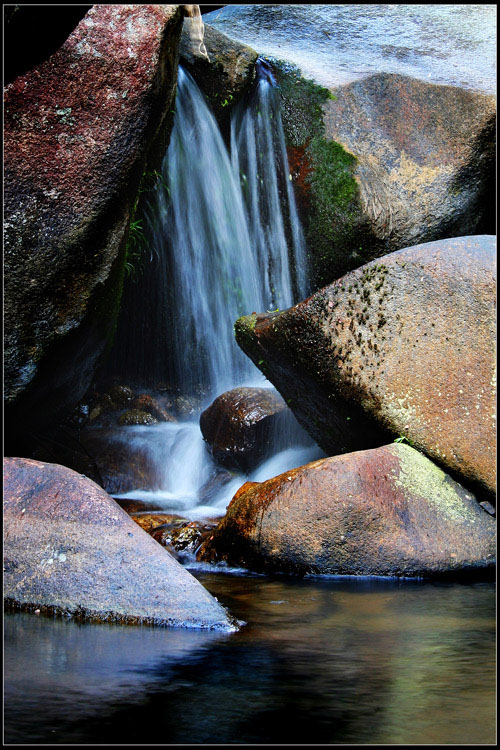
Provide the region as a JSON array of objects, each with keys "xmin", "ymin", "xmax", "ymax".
[{"xmin": 4, "ymin": 574, "xmax": 495, "ymax": 744}]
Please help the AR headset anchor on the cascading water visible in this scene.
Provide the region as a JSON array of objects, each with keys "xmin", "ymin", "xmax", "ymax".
[{"xmin": 108, "ymin": 63, "xmax": 323, "ymax": 518}]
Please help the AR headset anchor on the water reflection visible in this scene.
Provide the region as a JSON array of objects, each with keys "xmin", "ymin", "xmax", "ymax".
[{"xmin": 4, "ymin": 577, "xmax": 495, "ymax": 744}]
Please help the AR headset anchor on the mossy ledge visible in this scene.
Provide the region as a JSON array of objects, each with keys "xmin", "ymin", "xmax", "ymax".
[{"xmin": 269, "ymin": 58, "xmax": 383, "ymax": 286}]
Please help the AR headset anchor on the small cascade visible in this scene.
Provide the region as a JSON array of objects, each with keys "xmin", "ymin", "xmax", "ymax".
[{"xmin": 105, "ymin": 62, "xmax": 323, "ymax": 518}]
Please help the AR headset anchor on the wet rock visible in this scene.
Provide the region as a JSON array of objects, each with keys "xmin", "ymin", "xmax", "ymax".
[
  {"xmin": 199, "ymin": 468, "xmax": 237, "ymax": 504},
  {"xmin": 109, "ymin": 385, "xmax": 135, "ymax": 406},
  {"xmin": 200, "ymin": 387, "xmax": 290, "ymax": 471},
  {"xmin": 4, "ymin": 5, "xmax": 184, "ymax": 441},
  {"xmin": 198, "ymin": 444, "xmax": 496, "ymax": 578},
  {"xmin": 180, "ymin": 20, "xmax": 257, "ymax": 120},
  {"xmin": 273, "ymin": 65, "xmax": 496, "ymax": 285},
  {"xmin": 118, "ymin": 410, "xmax": 159, "ymax": 427},
  {"xmin": 174, "ymin": 395, "xmax": 201, "ymax": 418},
  {"xmin": 3, "ymin": 457, "xmax": 235, "ymax": 629},
  {"xmin": 154, "ymin": 519, "xmax": 220, "ymax": 556},
  {"xmin": 79, "ymin": 429, "xmax": 160, "ymax": 494},
  {"xmin": 131, "ymin": 513, "xmax": 185, "ymax": 535},
  {"xmin": 132, "ymin": 394, "xmax": 177, "ymax": 422},
  {"xmin": 114, "ymin": 498, "xmax": 165, "ymax": 515},
  {"xmin": 235, "ymin": 236, "xmax": 496, "ymax": 497}
]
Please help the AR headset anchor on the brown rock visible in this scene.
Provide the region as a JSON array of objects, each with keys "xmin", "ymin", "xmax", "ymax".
[
  {"xmin": 235, "ymin": 236, "xmax": 496, "ymax": 496},
  {"xmin": 132, "ymin": 513, "xmax": 184, "ymax": 535},
  {"xmin": 3, "ymin": 457, "xmax": 235, "ymax": 629},
  {"xmin": 198, "ymin": 444, "xmax": 496, "ymax": 578},
  {"xmin": 200, "ymin": 387, "xmax": 289, "ymax": 471},
  {"xmin": 4, "ymin": 5, "xmax": 184, "ymax": 439}
]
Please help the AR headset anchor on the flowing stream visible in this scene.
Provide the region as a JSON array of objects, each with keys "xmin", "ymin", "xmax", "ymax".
[{"xmin": 107, "ymin": 64, "xmax": 322, "ymax": 518}]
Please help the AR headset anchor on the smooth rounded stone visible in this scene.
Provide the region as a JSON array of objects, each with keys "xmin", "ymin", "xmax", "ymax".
[
  {"xmin": 180, "ymin": 19, "xmax": 257, "ymax": 120},
  {"xmin": 200, "ymin": 387, "xmax": 289, "ymax": 471},
  {"xmin": 235, "ymin": 236, "xmax": 496, "ymax": 497},
  {"xmin": 4, "ymin": 5, "xmax": 184, "ymax": 440},
  {"xmin": 3, "ymin": 458, "xmax": 235, "ymax": 629},
  {"xmin": 118, "ymin": 409, "xmax": 159, "ymax": 427},
  {"xmin": 174, "ymin": 395, "xmax": 202, "ymax": 417},
  {"xmin": 198, "ymin": 444, "xmax": 496, "ymax": 578}
]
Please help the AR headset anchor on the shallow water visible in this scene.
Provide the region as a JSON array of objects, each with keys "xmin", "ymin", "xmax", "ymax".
[
  {"xmin": 4, "ymin": 576, "xmax": 495, "ymax": 744},
  {"xmin": 205, "ymin": 4, "xmax": 496, "ymax": 93}
]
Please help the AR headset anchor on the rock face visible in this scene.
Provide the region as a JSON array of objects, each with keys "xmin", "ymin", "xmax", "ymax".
[
  {"xmin": 199, "ymin": 444, "xmax": 496, "ymax": 577},
  {"xmin": 235, "ymin": 236, "xmax": 496, "ymax": 497},
  {"xmin": 200, "ymin": 387, "xmax": 289, "ymax": 471},
  {"xmin": 180, "ymin": 20, "xmax": 257, "ymax": 121},
  {"xmin": 275, "ymin": 67, "xmax": 496, "ymax": 285},
  {"xmin": 3, "ymin": 457, "xmax": 235, "ymax": 630},
  {"xmin": 4, "ymin": 5, "xmax": 184, "ymax": 441}
]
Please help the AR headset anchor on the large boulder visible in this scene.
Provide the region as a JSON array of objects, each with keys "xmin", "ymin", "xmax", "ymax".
[
  {"xmin": 235, "ymin": 236, "xmax": 496, "ymax": 497},
  {"xmin": 275, "ymin": 67, "xmax": 496, "ymax": 285},
  {"xmin": 4, "ymin": 5, "xmax": 184, "ymax": 443},
  {"xmin": 3, "ymin": 457, "xmax": 235, "ymax": 630},
  {"xmin": 180, "ymin": 20, "xmax": 257, "ymax": 122},
  {"xmin": 199, "ymin": 387, "xmax": 291, "ymax": 471},
  {"xmin": 198, "ymin": 444, "xmax": 496, "ymax": 578}
]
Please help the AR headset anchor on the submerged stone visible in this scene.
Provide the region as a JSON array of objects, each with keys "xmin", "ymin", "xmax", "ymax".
[
  {"xmin": 4, "ymin": 457, "xmax": 235, "ymax": 630},
  {"xmin": 198, "ymin": 444, "xmax": 496, "ymax": 578}
]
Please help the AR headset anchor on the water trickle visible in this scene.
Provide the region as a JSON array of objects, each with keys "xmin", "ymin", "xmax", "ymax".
[{"xmin": 106, "ymin": 63, "xmax": 322, "ymax": 518}]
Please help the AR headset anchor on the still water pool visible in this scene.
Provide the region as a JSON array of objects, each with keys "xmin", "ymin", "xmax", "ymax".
[{"xmin": 4, "ymin": 575, "xmax": 495, "ymax": 744}]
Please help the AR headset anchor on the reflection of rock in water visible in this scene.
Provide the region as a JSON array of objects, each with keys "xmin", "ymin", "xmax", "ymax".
[{"xmin": 8, "ymin": 577, "xmax": 493, "ymax": 744}]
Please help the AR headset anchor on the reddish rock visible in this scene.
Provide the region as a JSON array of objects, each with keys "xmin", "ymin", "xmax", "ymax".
[
  {"xmin": 200, "ymin": 387, "xmax": 289, "ymax": 471},
  {"xmin": 4, "ymin": 5, "xmax": 184, "ymax": 439},
  {"xmin": 235, "ymin": 236, "xmax": 496, "ymax": 496},
  {"xmin": 198, "ymin": 444, "xmax": 496, "ymax": 578},
  {"xmin": 3, "ymin": 457, "xmax": 235, "ymax": 629}
]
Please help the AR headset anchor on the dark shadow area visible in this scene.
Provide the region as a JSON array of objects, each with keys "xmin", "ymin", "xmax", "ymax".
[{"xmin": 3, "ymin": 5, "xmax": 92, "ymax": 85}]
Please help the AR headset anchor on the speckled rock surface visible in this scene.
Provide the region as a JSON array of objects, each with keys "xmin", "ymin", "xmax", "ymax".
[
  {"xmin": 3, "ymin": 457, "xmax": 235, "ymax": 630},
  {"xmin": 235, "ymin": 236, "xmax": 496, "ymax": 496},
  {"xmin": 4, "ymin": 5, "xmax": 183, "ymax": 439},
  {"xmin": 180, "ymin": 20, "xmax": 257, "ymax": 120},
  {"xmin": 198, "ymin": 444, "xmax": 496, "ymax": 577},
  {"xmin": 200, "ymin": 387, "xmax": 289, "ymax": 471},
  {"xmin": 275, "ymin": 67, "xmax": 496, "ymax": 285}
]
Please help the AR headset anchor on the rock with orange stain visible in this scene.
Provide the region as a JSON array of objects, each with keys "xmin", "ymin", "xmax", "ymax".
[
  {"xmin": 235, "ymin": 236, "xmax": 496, "ymax": 497},
  {"xmin": 198, "ymin": 444, "xmax": 496, "ymax": 578}
]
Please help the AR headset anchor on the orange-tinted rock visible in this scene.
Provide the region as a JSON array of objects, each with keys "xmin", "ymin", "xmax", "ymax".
[
  {"xmin": 235, "ymin": 236, "xmax": 496, "ymax": 496},
  {"xmin": 4, "ymin": 6, "xmax": 183, "ymax": 438},
  {"xmin": 132, "ymin": 513, "xmax": 184, "ymax": 534},
  {"xmin": 198, "ymin": 444, "xmax": 496, "ymax": 578},
  {"xmin": 3, "ymin": 457, "xmax": 235, "ymax": 629}
]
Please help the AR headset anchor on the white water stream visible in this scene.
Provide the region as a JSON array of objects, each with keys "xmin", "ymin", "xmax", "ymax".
[{"xmin": 113, "ymin": 64, "xmax": 323, "ymax": 518}]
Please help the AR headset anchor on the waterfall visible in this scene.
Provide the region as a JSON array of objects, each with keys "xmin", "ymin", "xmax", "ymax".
[{"xmin": 107, "ymin": 63, "xmax": 322, "ymax": 518}]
